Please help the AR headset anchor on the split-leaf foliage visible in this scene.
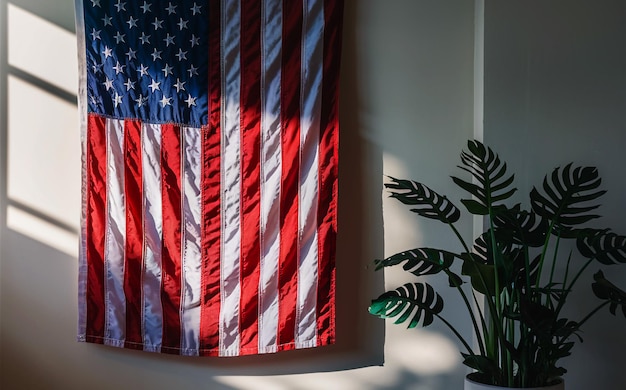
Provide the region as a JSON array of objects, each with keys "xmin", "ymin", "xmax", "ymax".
[{"xmin": 369, "ymin": 140, "xmax": 626, "ymax": 387}]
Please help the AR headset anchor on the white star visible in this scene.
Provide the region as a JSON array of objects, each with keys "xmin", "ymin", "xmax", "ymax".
[
  {"xmin": 175, "ymin": 49, "xmax": 187, "ymax": 61},
  {"xmin": 91, "ymin": 0, "xmax": 101, "ymax": 7},
  {"xmin": 127, "ymin": 16, "xmax": 138, "ymax": 29},
  {"xmin": 90, "ymin": 28, "xmax": 101, "ymax": 40},
  {"xmin": 126, "ymin": 48, "xmax": 137, "ymax": 60},
  {"xmin": 124, "ymin": 79, "xmax": 135, "ymax": 91},
  {"xmin": 139, "ymin": 32, "xmax": 151, "ymax": 45},
  {"xmin": 188, "ymin": 64, "xmax": 198, "ymax": 78},
  {"xmin": 114, "ymin": 31, "xmax": 126, "ymax": 44},
  {"xmin": 135, "ymin": 94, "xmax": 148, "ymax": 107},
  {"xmin": 102, "ymin": 77, "xmax": 114, "ymax": 91},
  {"xmin": 160, "ymin": 95, "xmax": 172, "ymax": 107},
  {"xmin": 162, "ymin": 64, "xmax": 173, "ymax": 78},
  {"xmin": 190, "ymin": 3, "xmax": 202, "ymax": 15},
  {"xmin": 149, "ymin": 79, "xmax": 160, "ymax": 92},
  {"xmin": 177, "ymin": 18, "xmax": 188, "ymax": 30},
  {"xmin": 113, "ymin": 92, "xmax": 123, "ymax": 107},
  {"xmin": 163, "ymin": 33, "xmax": 175, "ymax": 47},
  {"xmin": 174, "ymin": 79, "xmax": 186, "ymax": 92},
  {"xmin": 185, "ymin": 95, "xmax": 197, "ymax": 107},
  {"xmin": 102, "ymin": 14, "xmax": 112, "ymax": 26},
  {"xmin": 113, "ymin": 61, "xmax": 126, "ymax": 74},
  {"xmin": 190, "ymin": 34, "xmax": 200, "ymax": 47},
  {"xmin": 137, "ymin": 64, "xmax": 149, "ymax": 77},
  {"xmin": 166, "ymin": 3, "xmax": 177, "ymax": 15},
  {"xmin": 140, "ymin": 1, "xmax": 152, "ymax": 13},
  {"xmin": 151, "ymin": 48, "xmax": 162, "ymax": 61},
  {"xmin": 91, "ymin": 61, "xmax": 103, "ymax": 74},
  {"xmin": 114, "ymin": 0, "xmax": 126, "ymax": 12},
  {"xmin": 152, "ymin": 17, "xmax": 164, "ymax": 30},
  {"xmin": 102, "ymin": 46, "xmax": 113, "ymax": 59}
]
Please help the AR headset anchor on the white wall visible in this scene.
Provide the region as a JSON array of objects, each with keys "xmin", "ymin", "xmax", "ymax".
[{"xmin": 6, "ymin": 1, "xmax": 625, "ymax": 389}]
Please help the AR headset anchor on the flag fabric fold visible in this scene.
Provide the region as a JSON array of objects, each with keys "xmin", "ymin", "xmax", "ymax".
[{"xmin": 75, "ymin": 0, "xmax": 342, "ymax": 357}]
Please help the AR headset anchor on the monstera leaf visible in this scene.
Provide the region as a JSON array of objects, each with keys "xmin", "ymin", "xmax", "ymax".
[
  {"xmin": 452, "ymin": 140, "xmax": 517, "ymax": 215},
  {"xmin": 374, "ymin": 248, "xmax": 463, "ymax": 287},
  {"xmin": 592, "ymin": 271, "xmax": 626, "ymax": 317},
  {"xmin": 385, "ymin": 176, "xmax": 460, "ymax": 224},
  {"xmin": 530, "ymin": 164, "xmax": 605, "ymax": 230},
  {"xmin": 369, "ymin": 282, "xmax": 443, "ymax": 328},
  {"xmin": 493, "ymin": 204, "xmax": 548, "ymax": 248},
  {"xmin": 577, "ymin": 230, "xmax": 626, "ymax": 265}
]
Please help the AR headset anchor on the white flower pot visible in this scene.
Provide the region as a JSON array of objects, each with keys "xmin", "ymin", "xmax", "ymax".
[{"xmin": 464, "ymin": 375, "xmax": 564, "ymax": 390}]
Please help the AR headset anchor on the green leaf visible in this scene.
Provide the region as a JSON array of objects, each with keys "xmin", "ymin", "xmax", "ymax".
[
  {"xmin": 460, "ymin": 199, "xmax": 489, "ymax": 215},
  {"xmin": 448, "ymin": 272, "xmax": 464, "ymax": 288},
  {"xmin": 493, "ymin": 204, "xmax": 548, "ymax": 247},
  {"xmin": 385, "ymin": 176, "xmax": 460, "ymax": 223},
  {"xmin": 577, "ymin": 230, "xmax": 626, "ymax": 265},
  {"xmin": 462, "ymin": 354, "xmax": 502, "ymax": 379},
  {"xmin": 461, "ymin": 254, "xmax": 496, "ymax": 296},
  {"xmin": 369, "ymin": 283, "xmax": 444, "ymax": 328},
  {"xmin": 452, "ymin": 140, "xmax": 517, "ymax": 211},
  {"xmin": 373, "ymin": 248, "xmax": 458, "ymax": 277},
  {"xmin": 592, "ymin": 271, "xmax": 626, "ymax": 317},
  {"xmin": 530, "ymin": 164, "xmax": 606, "ymax": 229}
]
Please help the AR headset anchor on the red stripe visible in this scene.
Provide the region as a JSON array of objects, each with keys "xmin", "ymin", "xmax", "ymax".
[
  {"xmin": 123, "ymin": 120, "xmax": 144, "ymax": 349},
  {"xmin": 85, "ymin": 114, "xmax": 107, "ymax": 343},
  {"xmin": 238, "ymin": 0, "xmax": 262, "ymax": 355},
  {"xmin": 199, "ymin": 0, "xmax": 222, "ymax": 356},
  {"xmin": 277, "ymin": 0, "xmax": 303, "ymax": 350},
  {"xmin": 316, "ymin": 0, "xmax": 343, "ymax": 346},
  {"xmin": 160, "ymin": 124, "xmax": 182, "ymax": 354}
]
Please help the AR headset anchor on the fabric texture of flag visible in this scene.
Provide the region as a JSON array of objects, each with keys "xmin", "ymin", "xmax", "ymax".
[{"xmin": 75, "ymin": 0, "xmax": 343, "ymax": 356}]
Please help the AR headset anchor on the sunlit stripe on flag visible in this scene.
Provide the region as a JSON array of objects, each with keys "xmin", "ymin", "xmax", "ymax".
[{"xmin": 76, "ymin": 0, "xmax": 343, "ymax": 357}]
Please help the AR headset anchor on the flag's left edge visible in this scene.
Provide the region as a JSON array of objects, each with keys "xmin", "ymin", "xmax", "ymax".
[{"xmin": 75, "ymin": 0, "xmax": 88, "ymax": 343}]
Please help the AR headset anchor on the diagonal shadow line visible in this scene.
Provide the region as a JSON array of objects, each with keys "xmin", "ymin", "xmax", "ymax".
[
  {"xmin": 7, "ymin": 65, "xmax": 77, "ymax": 106},
  {"xmin": 7, "ymin": 198, "xmax": 79, "ymax": 235}
]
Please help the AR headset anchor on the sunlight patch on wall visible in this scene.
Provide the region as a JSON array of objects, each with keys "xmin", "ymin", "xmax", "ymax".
[
  {"xmin": 8, "ymin": 3, "xmax": 78, "ymax": 95},
  {"xmin": 6, "ymin": 3, "xmax": 80, "ymax": 257},
  {"xmin": 6, "ymin": 205, "xmax": 78, "ymax": 257}
]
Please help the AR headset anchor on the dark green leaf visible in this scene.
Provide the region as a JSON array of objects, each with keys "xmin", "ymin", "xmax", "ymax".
[
  {"xmin": 577, "ymin": 230, "xmax": 626, "ymax": 265},
  {"xmin": 453, "ymin": 140, "xmax": 517, "ymax": 211},
  {"xmin": 385, "ymin": 176, "xmax": 460, "ymax": 223},
  {"xmin": 374, "ymin": 248, "xmax": 458, "ymax": 277},
  {"xmin": 462, "ymin": 354, "xmax": 502, "ymax": 379},
  {"xmin": 592, "ymin": 271, "xmax": 626, "ymax": 317},
  {"xmin": 369, "ymin": 283, "xmax": 444, "ymax": 328},
  {"xmin": 460, "ymin": 199, "xmax": 489, "ymax": 215},
  {"xmin": 530, "ymin": 164, "xmax": 606, "ymax": 230}
]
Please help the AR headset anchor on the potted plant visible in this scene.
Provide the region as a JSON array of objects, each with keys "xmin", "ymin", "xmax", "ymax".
[{"xmin": 369, "ymin": 140, "xmax": 626, "ymax": 389}]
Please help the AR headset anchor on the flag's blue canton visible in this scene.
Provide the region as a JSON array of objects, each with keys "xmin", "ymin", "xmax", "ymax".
[{"xmin": 84, "ymin": 0, "xmax": 209, "ymax": 127}]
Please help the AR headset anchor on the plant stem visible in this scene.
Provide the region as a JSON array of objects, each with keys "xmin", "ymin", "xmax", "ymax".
[
  {"xmin": 554, "ymin": 251, "xmax": 574, "ymax": 317},
  {"xmin": 445, "ymin": 268, "xmax": 487, "ymax": 356},
  {"xmin": 436, "ymin": 313, "xmax": 476, "ymax": 356},
  {"xmin": 448, "ymin": 222, "xmax": 493, "ymax": 355},
  {"xmin": 576, "ymin": 301, "xmax": 610, "ymax": 331},
  {"xmin": 547, "ymin": 234, "xmax": 562, "ymax": 309},
  {"xmin": 566, "ymin": 257, "xmax": 594, "ymax": 295}
]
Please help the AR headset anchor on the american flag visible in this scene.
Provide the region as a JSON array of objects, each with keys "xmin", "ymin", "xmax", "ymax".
[{"xmin": 76, "ymin": 0, "xmax": 343, "ymax": 356}]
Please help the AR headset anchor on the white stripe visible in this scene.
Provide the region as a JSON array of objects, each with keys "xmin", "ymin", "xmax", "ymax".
[
  {"xmin": 181, "ymin": 126, "xmax": 202, "ymax": 356},
  {"xmin": 75, "ymin": 0, "xmax": 88, "ymax": 341},
  {"xmin": 297, "ymin": 0, "xmax": 324, "ymax": 347},
  {"xmin": 142, "ymin": 123, "xmax": 163, "ymax": 352},
  {"xmin": 259, "ymin": 0, "xmax": 283, "ymax": 354},
  {"xmin": 220, "ymin": 0, "xmax": 242, "ymax": 357},
  {"xmin": 104, "ymin": 118, "xmax": 127, "ymax": 346}
]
